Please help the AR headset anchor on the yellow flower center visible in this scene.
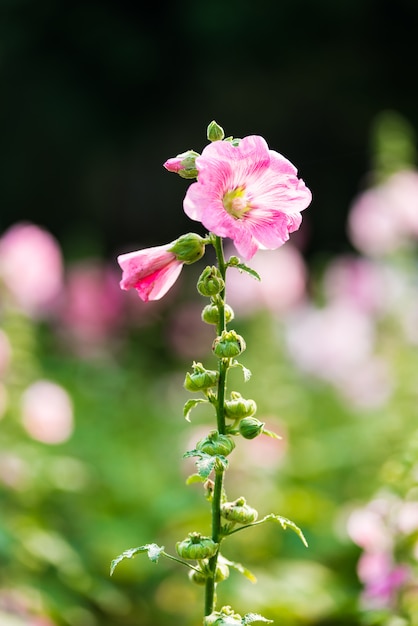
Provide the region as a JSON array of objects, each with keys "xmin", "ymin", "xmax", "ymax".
[{"xmin": 223, "ymin": 187, "xmax": 251, "ymax": 219}]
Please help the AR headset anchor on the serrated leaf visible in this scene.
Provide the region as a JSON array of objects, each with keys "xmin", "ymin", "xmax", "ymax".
[
  {"xmin": 221, "ymin": 557, "xmax": 257, "ymax": 583},
  {"xmin": 234, "ymin": 263, "xmax": 261, "ymax": 281},
  {"xmin": 183, "ymin": 398, "xmax": 208, "ymax": 422},
  {"xmin": 195, "ymin": 454, "xmax": 217, "ymax": 478},
  {"xmin": 242, "ymin": 613, "xmax": 273, "ymax": 624},
  {"xmin": 110, "ymin": 543, "xmax": 165, "ymax": 575},
  {"xmin": 263, "ymin": 514, "xmax": 308, "ymax": 547}
]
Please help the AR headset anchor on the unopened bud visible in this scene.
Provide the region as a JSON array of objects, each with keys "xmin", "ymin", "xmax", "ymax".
[
  {"xmin": 213, "ymin": 330, "xmax": 246, "ymax": 359},
  {"xmin": 221, "ymin": 496, "xmax": 258, "ymax": 524},
  {"xmin": 176, "ymin": 532, "xmax": 218, "ymax": 560},
  {"xmin": 239, "ymin": 417, "xmax": 264, "ymax": 439},
  {"xmin": 224, "ymin": 391, "xmax": 257, "ymax": 420},
  {"xmin": 184, "ymin": 362, "xmax": 219, "ymax": 392},
  {"xmin": 197, "ymin": 430, "xmax": 235, "ymax": 456},
  {"xmin": 163, "ymin": 150, "xmax": 200, "ymax": 179},
  {"xmin": 169, "ymin": 233, "xmax": 206, "ymax": 264},
  {"xmin": 201, "ymin": 303, "xmax": 235, "ymax": 325},
  {"xmin": 188, "ymin": 560, "xmax": 230, "ymax": 585},
  {"xmin": 207, "ymin": 120, "xmax": 225, "ymax": 142},
  {"xmin": 197, "ymin": 266, "xmax": 225, "ymax": 297}
]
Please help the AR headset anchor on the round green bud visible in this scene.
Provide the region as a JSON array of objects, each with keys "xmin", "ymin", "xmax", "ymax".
[
  {"xmin": 224, "ymin": 391, "xmax": 257, "ymax": 420},
  {"xmin": 196, "ymin": 430, "xmax": 236, "ymax": 456},
  {"xmin": 221, "ymin": 497, "xmax": 258, "ymax": 524},
  {"xmin": 169, "ymin": 233, "xmax": 206, "ymax": 264},
  {"xmin": 184, "ymin": 362, "xmax": 219, "ymax": 392},
  {"xmin": 201, "ymin": 303, "xmax": 235, "ymax": 326},
  {"xmin": 197, "ymin": 266, "xmax": 225, "ymax": 297},
  {"xmin": 207, "ymin": 120, "xmax": 225, "ymax": 142},
  {"xmin": 188, "ymin": 560, "xmax": 230, "ymax": 585},
  {"xmin": 212, "ymin": 330, "xmax": 246, "ymax": 359},
  {"xmin": 176, "ymin": 532, "xmax": 218, "ymax": 560},
  {"xmin": 239, "ymin": 417, "xmax": 265, "ymax": 439}
]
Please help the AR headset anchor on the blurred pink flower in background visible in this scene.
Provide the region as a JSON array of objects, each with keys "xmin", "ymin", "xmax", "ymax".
[
  {"xmin": 20, "ymin": 380, "xmax": 73, "ymax": 444},
  {"xmin": 285, "ymin": 303, "xmax": 374, "ymax": 382},
  {"xmin": 0, "ymin": 223, "xmax": 63, "ymax": 317},
  {"xmin": 226, "ymin": 245, "xmax": 307, "ymax": 317},
  {"xmin": 347, "ymin": 170, "xmax": 418, "ymax": 256},
  {"xmin": 322, "ymin": 255, "xmax": 389, "ymax": 316},
  {"xmin": 347, "ymin": 502, "xmax": 392, "ymax": 552},
  {"xmin": 183, "ymin": 135, "xmax": 311, "ymax": 260},
  {"xmin": 59, "ymin": 260, "xmax": 124, "ymax": 355},
  {"xmin": 284, "ymin": 302, "xmax": 392, "ymax": 408},
  {"xmin": 357, "ymin": 551, "xmax": 409, "ymax": 609}
]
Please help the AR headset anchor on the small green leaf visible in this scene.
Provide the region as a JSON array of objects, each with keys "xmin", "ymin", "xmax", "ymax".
[
  {"xmin": 230, "ymin": 360, "xmax": 252, "ymax": 382},
  {"xmin": 242, "ymin": 613, "xmax": 273, "ymax": 624},
  {"xmin": 232, "ymin": 263, "xmax": 261, "ymax": 281},
  {"xmin": 184, "ymin": 398, "xmax": 208, "ymax": 422},
  {"xmin": 185, "ymin": 473, "xmax": 206, "ymax": 485},
  {"xmin": 264, "ymin": 514, "xmax": 308, "ymax": 547},
  {"xmin": 110, "ymin": 543, "xmax": 165, "ymax": 575},
  {"xmin": 221, "ymin": 557, "xmax": 257, "ymax": 583}
]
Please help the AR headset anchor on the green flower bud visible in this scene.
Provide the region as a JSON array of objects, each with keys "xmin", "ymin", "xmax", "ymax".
[
  {"xmin": 213, "ymin": 330, "xmax": 246, "ymax": 359},
  {"xmin": 169, "ymin": 233, "xmax": 206, "ymax": 264},
  {"xmin": 204, "ymin": 606, "xmax": 242, "ymax": 626},
  {"xmin": 196, "ymin": 430, "xmax": 236, "ymax": 456},
  {"xmin": 176, "ymin": 532, "xmax": 218, "ymax": 560},
  {"xmin": 207, "ymin": 120, "xmax": 225, "ymax": 142},
  {"xmin": 197, "ymin": 266, "xmax": 225, "ymax": 297},
  {"xmin": 239, "ymin": 417, "xmax": 265, "ymax": 439},
  {"xmin": 224, "ymin": 391, "xmax": 257, "ymax": 420},
  {"xmin": 184, "ymin": 362, "xmax": 219, "ymax": 392},
  {"xmin": 221, "ymin": 497, "xmax": 258, "ymax": 524},
  {"xmin": 201, "ymin": 303, "xmax": 235, "ymax": 325},
  {"xmin": 188, "ymin": 560, "xmax": 230, "ymax": 585}
]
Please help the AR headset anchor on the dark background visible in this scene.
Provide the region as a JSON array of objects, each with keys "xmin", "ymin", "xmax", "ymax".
[{"xmin": 1, "ymin": 0, "xmax": 417, "ymax": 261}]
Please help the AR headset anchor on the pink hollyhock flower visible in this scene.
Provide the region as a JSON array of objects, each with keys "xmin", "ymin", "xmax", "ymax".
[
  {"xmin": 183, "ymin": 136, "xmax": 312, "ymax": 260},
  {"xmin": 118, "ymin": 233, "xmax": 206, "ymax": 302},
  {"xmin": 118, "ymin": 244, "xmax": 182, "ymax": 301}
]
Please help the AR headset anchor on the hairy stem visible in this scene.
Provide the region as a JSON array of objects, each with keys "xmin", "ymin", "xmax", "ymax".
[{"xmin": 205, "ymin": 235, "xmax": 228, "ymax": 617}]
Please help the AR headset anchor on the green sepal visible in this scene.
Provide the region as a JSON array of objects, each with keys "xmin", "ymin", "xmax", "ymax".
[
  {"xmin": 262, "ymin": 428, "xmax": 282, "ymax": 440},
  {"xmin": 227, "ymin": 258, "xmax": 261, "ymax": 282},
  {"xmin": 230, "ymin": 360, "xmax": 252, "ymax": 382},
  {"xmin": 184, "ymin": 398, "xmax": 209, "ymax": 422},
  {"xmin": 221, "ymin": 556, "xmax": 257, "ymax": 583},
  {"xmin": 261, "ymin": 514, "xmax": 308, "ymax": 547},
  {"xmin": 183, "ymin": 450, "xmax": 229, "ymax": 478},
  {"xmin": 242, "ymin": 614, "xmax": 273, "ymax": 624},
  {"xmin": 110, "ymin": 543, "xmax": 164, "ymax": 575}
]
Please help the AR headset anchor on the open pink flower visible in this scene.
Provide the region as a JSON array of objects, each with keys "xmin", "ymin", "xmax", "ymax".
[
  {"xmin": 118, "ymin": 244, "xmax": 183, "ymax": 302},
  {"xmin": 183, "ymin": 136, "xmax": 312, "ymax": 259}
]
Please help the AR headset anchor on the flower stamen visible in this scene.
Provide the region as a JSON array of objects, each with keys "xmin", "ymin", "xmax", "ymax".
[{"xmin": 223, "ymin": 188, "xmax": 251, "ymax": 220}]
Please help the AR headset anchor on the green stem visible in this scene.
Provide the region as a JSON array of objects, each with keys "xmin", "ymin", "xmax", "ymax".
[{"xmin": 205, "ymin": 235, "xmax": 229, "ymax": 618}]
